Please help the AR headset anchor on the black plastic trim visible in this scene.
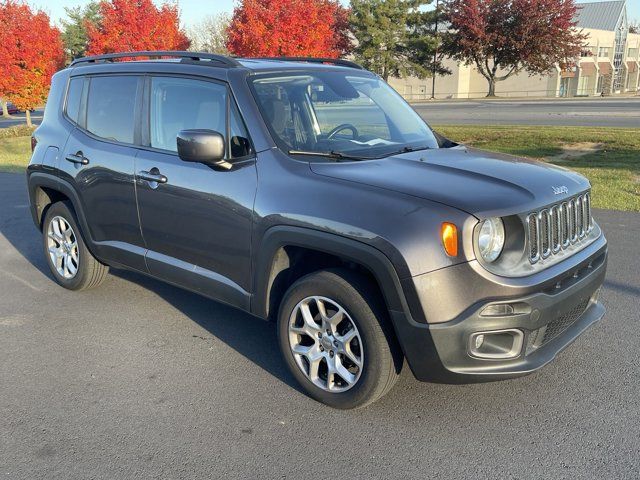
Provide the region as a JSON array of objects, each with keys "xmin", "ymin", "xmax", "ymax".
[
  {"xmin": 70, "ymin": 51, "xmax": 241, "ymax": 68},
  {"xmin": 252, "ymin": 225, "xmax": 410, "ymax": 320},
  {"xmin": 252, "ymin": 57, "xmax": 364, "ymax": 70}
]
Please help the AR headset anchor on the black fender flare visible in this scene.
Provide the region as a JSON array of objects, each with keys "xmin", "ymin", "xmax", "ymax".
[
  {"xmin": 27, "ymin": 172, "xmax": 95, "ymax": 250},
  {"xmin": 251, "ymin": 225, "xmax": 412, "ymax": 320},
  {"xmin": 251, "ymin": 226, "xmax": 441, "ymax": 378}
]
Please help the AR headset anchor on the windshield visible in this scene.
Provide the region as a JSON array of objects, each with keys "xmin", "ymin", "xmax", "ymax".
[{"xmin": 250, "ymin": 71, "xmax": 439, "ymax": 159}]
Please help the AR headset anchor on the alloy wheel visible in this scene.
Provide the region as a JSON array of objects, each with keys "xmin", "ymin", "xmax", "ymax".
[
  {"xmin": 288, "ymin": 296, "xmax": 364, "ymax": 392},
  {"xmin": 46, "ymin": 215, "xmax": 79, "ymax": 279}
]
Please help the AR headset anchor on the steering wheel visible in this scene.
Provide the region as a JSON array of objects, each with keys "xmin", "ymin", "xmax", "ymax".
[{"xmin": 327, "ymin": 123, "xmax": 359, "ymax": 140}]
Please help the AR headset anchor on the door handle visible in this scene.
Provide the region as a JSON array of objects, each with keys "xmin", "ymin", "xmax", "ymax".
[
  {"xmin": 138, "ymin": 170, "xmax": 168, "ymax": 184},
  {"xmin": 65, "ymin": 151, "xmax": 89, "ymax": 165}
]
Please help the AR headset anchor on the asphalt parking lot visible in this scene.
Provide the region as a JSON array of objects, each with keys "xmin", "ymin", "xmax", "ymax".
[{"xmin": 1, "ymin": 172, "xmax": 639, "ymax": 479}]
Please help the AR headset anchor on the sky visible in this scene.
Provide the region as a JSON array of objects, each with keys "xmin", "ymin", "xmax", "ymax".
[
  {"xmin": 33, "ymin": 0, "xmax": 640, "ymax": 29},
  {"xmin": 33, "ymin": 0, "xmax": 237, "ymax": 28}
]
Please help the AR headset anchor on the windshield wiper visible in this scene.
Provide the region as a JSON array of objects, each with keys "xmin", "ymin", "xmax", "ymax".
[
  {"xmin": 288, "ymin": 150, "xmax": 378, "ymax": 161},
  {"xmin": 388, "ymin": 145, "xmax": 433, "ymax": 156}
]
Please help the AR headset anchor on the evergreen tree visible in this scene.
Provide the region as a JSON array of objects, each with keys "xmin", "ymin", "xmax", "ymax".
[
  {"xmin": 350, "ymin": 0, "xmax": 444, "ymax": 81},
  {"xmin": 61, "ymin": 2, "xmax": 101, "ymax": 61}
]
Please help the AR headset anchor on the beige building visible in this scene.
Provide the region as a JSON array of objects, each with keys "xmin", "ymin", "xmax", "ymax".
[{"xmin": 389, "ymin": 0, "xmax": 640, "ymax": 99}]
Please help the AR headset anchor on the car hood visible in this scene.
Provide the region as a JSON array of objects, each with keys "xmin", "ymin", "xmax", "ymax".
[{"xmin": 309, "ymin": 146, "xmax": 590, "ymax": 217}]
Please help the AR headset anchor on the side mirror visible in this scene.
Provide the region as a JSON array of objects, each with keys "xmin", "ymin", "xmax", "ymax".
[{"xmin": 177, "ymin": 129, "xmax": 228, "ymax": 168}]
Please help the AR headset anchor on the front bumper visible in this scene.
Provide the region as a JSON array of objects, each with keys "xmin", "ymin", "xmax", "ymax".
[{"xmin": 393, "ymin": 234, "xmax": 607, "ymax": 383}]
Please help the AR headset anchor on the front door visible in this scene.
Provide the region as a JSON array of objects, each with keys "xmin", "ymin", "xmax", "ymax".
[{"xmin": 135, "ymin": 75, "xmax": 256, "ymax": 309}]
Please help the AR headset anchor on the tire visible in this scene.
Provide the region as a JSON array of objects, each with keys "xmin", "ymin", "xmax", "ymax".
[
  {"xmin": 277, "ymin": 268, "xmax": 402, "ymax": 409},
  {"xmin": 42, "ymin": 201, "xmax": 109, "ymax": 291}
]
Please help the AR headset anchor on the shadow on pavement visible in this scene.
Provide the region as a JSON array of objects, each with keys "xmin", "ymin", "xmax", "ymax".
[
  {"xmin": 603, "ymin": 279, "xmax": 640, "ymax": 298},
  {"xmin": 0, "ymin": 173, "xmax": 51, "ymax": 279},
  {"xmin": 111, "ymin": 268, "xmax": 302, "ymax": 393},
  {"xmin": 0, "ymin": 173, "xmax": 301, "ymax": 393}
]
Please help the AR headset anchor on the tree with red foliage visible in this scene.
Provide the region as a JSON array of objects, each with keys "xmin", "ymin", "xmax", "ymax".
[
  {"xmin": 442, "ymin": 0, "xmax": 587, "ymax": 96},
  {"xmin": 227, "ymin": 0, "xmax": 351, "ymax": 57},
  {"xmin": 86, "ymin": 0, "xmax": 190, "ymax": 55},
  {"xmin": 0, "ymin": 0, "xmax": 64, "ymax": 125}
]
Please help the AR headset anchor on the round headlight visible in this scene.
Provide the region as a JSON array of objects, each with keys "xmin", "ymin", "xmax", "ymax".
[{"xmin": 478, "ymin": 217, "xmax": 505, "ymax": 263}]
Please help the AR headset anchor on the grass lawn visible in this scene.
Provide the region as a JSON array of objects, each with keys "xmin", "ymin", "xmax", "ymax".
[
  {"xmin": 0, "ymin": 135, "xmax": 31, "ymax": 174},
  {"xmin": 1, "ymin": 125, "xmax": 638, "ymax": 211}
]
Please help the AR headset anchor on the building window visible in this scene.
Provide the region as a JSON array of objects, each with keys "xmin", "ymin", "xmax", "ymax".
[
  {"xmin": 581, "ymin": 47, "xmax": 595, "ymax": 57},
  {"xmin": 598, "ymin": 47, "xmax": 611, "ymax": 58},
  {"xmin": 629, "ymin": 48, "xmax": 638, "ymax": 58}
]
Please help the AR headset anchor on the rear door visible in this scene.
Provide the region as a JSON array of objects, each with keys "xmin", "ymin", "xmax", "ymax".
[
  {"xmin": 134, "ymin": 75, "xmax": 257, "ymax": 309},
  {"xmin": 59, "ymin": 74, "xmax": 146, "ymax": 271}
]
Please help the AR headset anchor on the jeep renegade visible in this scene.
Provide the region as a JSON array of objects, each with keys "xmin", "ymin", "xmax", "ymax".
[{"xmin": 27, "ymin": 52, "xmax": 607, "ymax": 409}]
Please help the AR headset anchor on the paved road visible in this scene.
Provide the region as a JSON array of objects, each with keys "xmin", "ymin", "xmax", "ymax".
[
  {"xmin": 1, "ymin": 173, "xmax": 639, "ymax": 479},
  {"xmin": 3, "ymin": 97, "xmax": 640, "ymax": 130},
  {"xmin": 413, "ymin": 97, "xmax": 640, "ymax": 127},
  {"xmin": 0, "ymin": 109, "xmax": 43, "ymax": 128}
]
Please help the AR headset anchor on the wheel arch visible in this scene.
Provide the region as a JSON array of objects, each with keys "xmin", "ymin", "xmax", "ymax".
[
  {"xmin": 27, "ymin": 173, "xmax": 93, "ymax": 247},
  {"xmin": 252, "ymin": 226, "xmax": 411, "ymax": 323}
]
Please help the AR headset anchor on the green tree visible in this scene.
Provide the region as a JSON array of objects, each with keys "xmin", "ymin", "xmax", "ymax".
[
  {"xmin": 61, "ymin": 2, "xmax": 101, "ymax": 61},
  {"xmin": 350, "ymin": 0, "xmax": 444, "ymax": 81}
]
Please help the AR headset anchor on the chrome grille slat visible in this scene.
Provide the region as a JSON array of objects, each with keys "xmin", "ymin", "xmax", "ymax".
[
  {"xmin": 550, "ymin": 206, "xmax": 561, "ymax": 253},
  {"xmin": 569, "ymin": 198, "xmax": 578, "ymax": 243},
  {"xmin": 527, "ymin": 192, "xmax": 592, "ymax": 264},
  {"xmin": 560, "ymin": 202, "xmax": 570, "ymax": 247},
  {"xmin": 576, "ymin": 195, "xmax": 585, "ymax": 238},
  {"xmin": 539, "ymin": 209, "xmax": 551, "ymax": 258},
  {"xmin": 584, "ymin": 193, "xmax": 592, "ymax": 232},
  {"xmin": 527, "ymin": 213, "xmax": 539, "ymax": 262}
]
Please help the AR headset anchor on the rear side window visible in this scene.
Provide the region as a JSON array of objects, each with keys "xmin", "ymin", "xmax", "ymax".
[
  {"xmin": 86, "ymin": 76, "xmax": 138, "ymax": 144},
  {"xmin": 65, "ymin": 77, "xmax": 83, "ymax": 124}
]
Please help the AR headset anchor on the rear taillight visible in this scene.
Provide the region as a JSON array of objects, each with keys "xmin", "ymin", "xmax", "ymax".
[{"xmin": 31, "ymin": 135, "xmax": 37, "ymax": 152}]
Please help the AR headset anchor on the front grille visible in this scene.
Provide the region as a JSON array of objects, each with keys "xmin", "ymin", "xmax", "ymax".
[
  {"xmin": 527, "ymin": 192, "xmax": 592, "ymax": 264},
  {"xmin": 527, "ymin": 298, "xmax": 590, "ymax": 352},
  {"xmin": 542, "ymin": 298, "xmax": 590, "ymax": 344}
]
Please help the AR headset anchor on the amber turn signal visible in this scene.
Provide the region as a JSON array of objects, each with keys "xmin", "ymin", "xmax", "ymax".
[{"xmin": 441, "ymin": 222, "xmax": 458, "ymax": 257}]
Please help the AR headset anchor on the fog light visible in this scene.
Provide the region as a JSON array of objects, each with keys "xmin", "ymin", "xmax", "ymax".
[{"xmin": 469, "ymin": 329, "xmax": 524, "ymax": 359}]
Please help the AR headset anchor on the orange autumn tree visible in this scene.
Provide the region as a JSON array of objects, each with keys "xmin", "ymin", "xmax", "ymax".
[
  {"xmin": 227, "ymin": 0, "xmax": 351, "ymax": 57},
  {"xmin": 86, "ymin": 0, "xmax": 190, "ymax": 55},
  {"xmin": 0, "ymin": 0, "xmax": 64, "ymax": 125}
]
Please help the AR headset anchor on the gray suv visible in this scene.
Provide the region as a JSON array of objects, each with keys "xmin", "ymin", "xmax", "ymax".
[{"xmin": 27, "ymin": 51, "xmax": 607, "ymax": 409}]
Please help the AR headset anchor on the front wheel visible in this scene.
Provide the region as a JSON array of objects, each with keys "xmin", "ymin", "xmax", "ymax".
[{"xmin": 277, "ymin": 269, "xmax": 402, "ymax": 409}]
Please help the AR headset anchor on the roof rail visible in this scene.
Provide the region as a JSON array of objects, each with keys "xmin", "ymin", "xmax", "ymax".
[
  {"xmin": 253, "ymin": 57, "xmax": 365, "ymax": 70},
  {"xmin": 69, "ymin": 51, "xmax": 241, "ymax": 68}
]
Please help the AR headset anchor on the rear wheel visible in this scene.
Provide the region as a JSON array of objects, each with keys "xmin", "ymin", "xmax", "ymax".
[
  {"xmin": 42, "ymin": 201, "xmax": 108, "ymax": 290},
  {"xmin": 277, "ymin": 269, "xmax": 402, "ymax": 409}
]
